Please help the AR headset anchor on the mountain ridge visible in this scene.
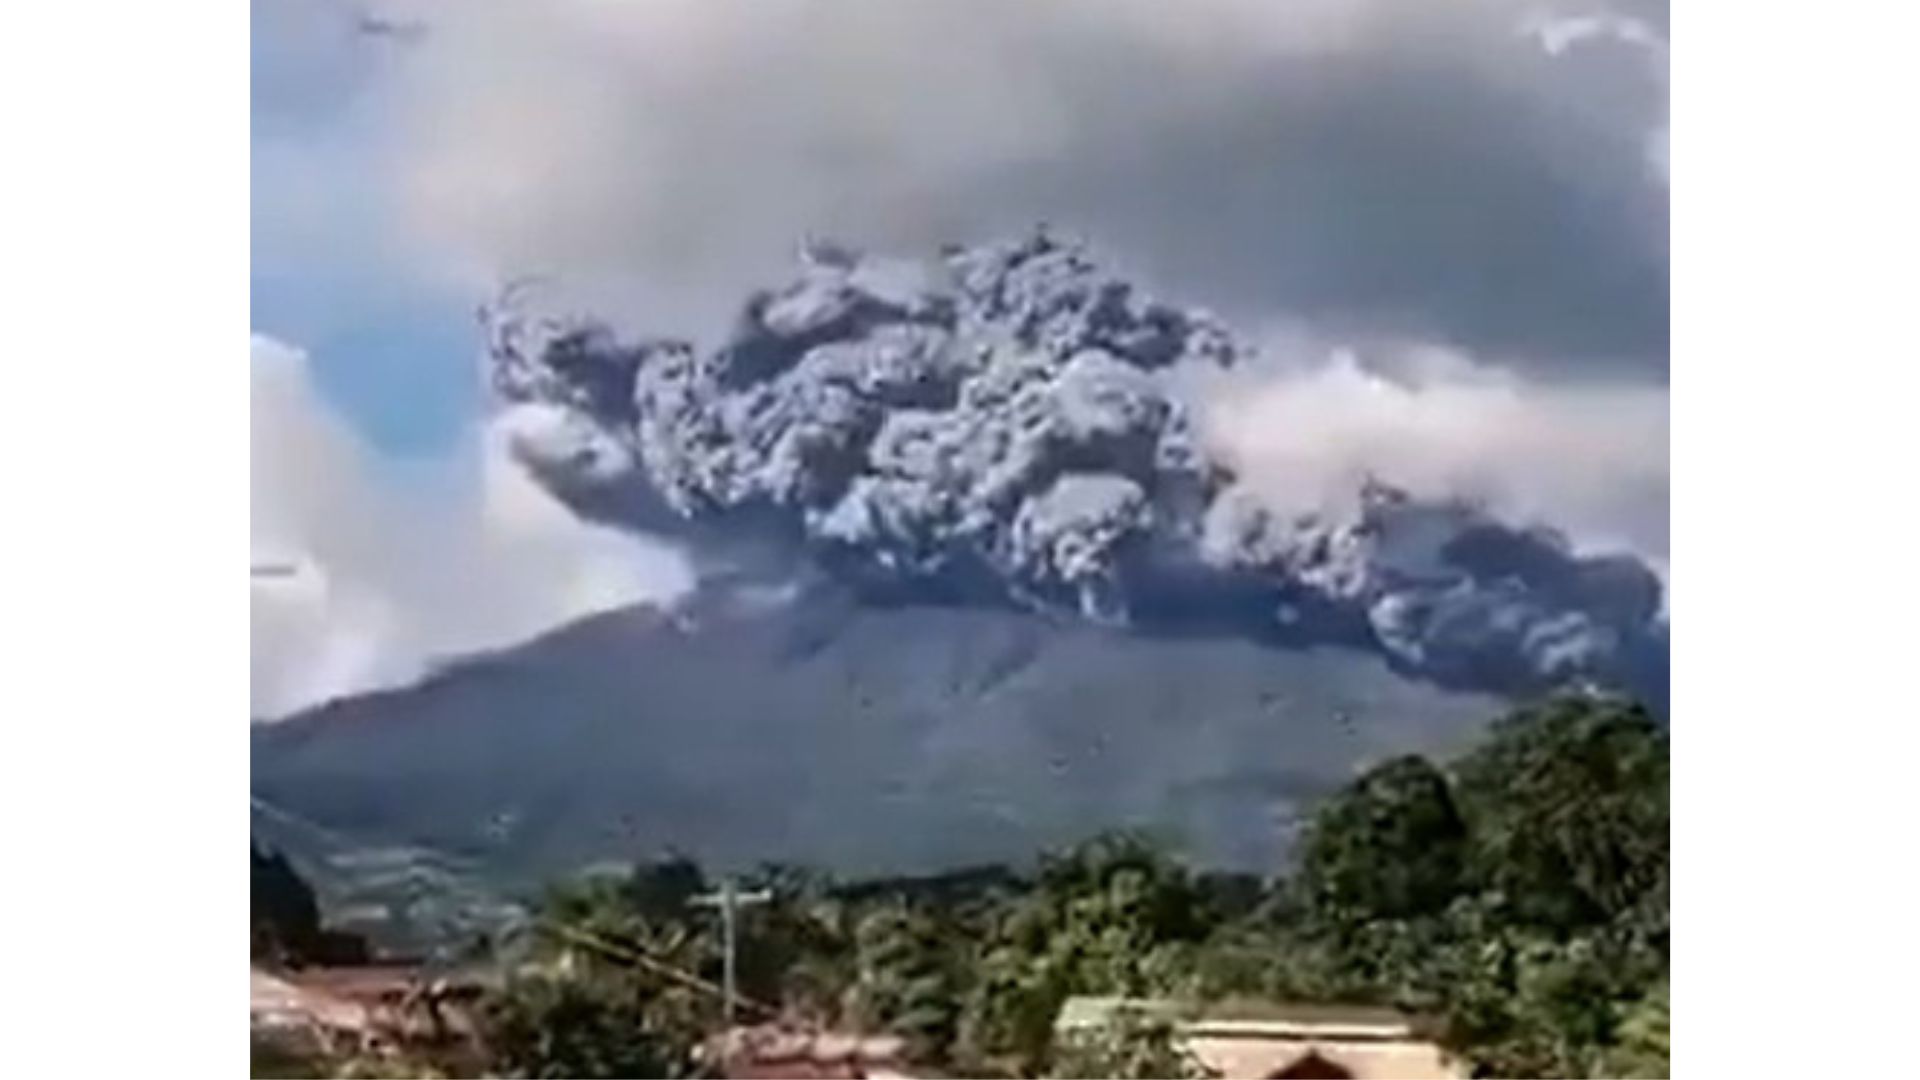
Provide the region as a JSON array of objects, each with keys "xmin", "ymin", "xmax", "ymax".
[{"xmin": 253, "ymin": 582, "xmax": 1508, "ymax": 879}]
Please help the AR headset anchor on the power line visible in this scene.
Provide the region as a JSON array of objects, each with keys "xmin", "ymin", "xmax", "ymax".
[{"xmin": 534, "ymin": 917, "xmax": 777, "ymax": 1020}]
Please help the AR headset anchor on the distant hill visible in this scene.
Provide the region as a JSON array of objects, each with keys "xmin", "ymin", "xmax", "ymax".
[
  {"xmin": 251, "ymin": 794, "xmax": 526, "ymax": 956},
  {"xmin": 251, "ymin": 584, "xmax": 1504, "ymax": 881}
]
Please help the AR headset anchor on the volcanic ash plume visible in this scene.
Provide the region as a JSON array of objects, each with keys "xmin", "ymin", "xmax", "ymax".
[{"xmin": 483, "ymin": 231, "xmax": 1667, "ymax": 702}]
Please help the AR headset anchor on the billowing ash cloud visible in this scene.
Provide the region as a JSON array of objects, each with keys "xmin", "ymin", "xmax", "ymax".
[{"xmin": 484, "ymin": 232, "xmax": 1666, "ymax": 702}]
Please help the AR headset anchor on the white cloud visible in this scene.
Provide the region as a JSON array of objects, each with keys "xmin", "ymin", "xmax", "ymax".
[
  {"xmin": 1522, "ymin": 10, "xmax": 1665, "ymax": 56},
  {"xmin": 1191, "ymin": 340, "xmax": 1669, "ymax": 562},
  {"xmin": 251, "ymin": 334, "xmax": 694, "ymax": 717}
]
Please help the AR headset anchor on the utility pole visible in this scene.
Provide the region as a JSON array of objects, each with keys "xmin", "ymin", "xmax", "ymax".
[{"xmin": 690, "ymin": 878, "xmax": 772, "ymax": 1031}]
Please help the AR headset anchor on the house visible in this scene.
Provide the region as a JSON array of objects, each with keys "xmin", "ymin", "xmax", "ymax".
[
  {"xmin": 1054, "ymin": 997, "xmax": 1464, "ymax": 1080},
  {"xmin": 291, "ymin": 964, "xmax": 491, "ymax": 1045},
  {"xmin": 249, "ymin": 962, "xmax": 492, "ymax": 1066},
  {"xmin": 251, "ymin": 966, "xmax": 367, "ymax": 1040},
  {"xmin": 251, "ymin": 965, "xmax": 379, "ymax": 1064}
]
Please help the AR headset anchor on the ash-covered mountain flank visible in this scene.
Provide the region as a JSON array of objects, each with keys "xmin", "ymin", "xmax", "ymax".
[{"xmin": 486, "ymin": 230, "xmax": 1667, "ymax": 702}]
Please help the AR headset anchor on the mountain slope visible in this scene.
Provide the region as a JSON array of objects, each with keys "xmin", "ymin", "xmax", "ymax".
[
  {"xmin": 252, "ymin": 585, "xmax": 1504, "ymax": 878},
  {"xmin": 251, "ymin": 795, "xmax": 526, "ymax": 955}
]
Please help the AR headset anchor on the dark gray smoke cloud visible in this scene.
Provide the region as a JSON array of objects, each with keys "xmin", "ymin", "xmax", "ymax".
[{"xmin": 484, "ymin": 232, "xmax": 1666, "ymax": 703}]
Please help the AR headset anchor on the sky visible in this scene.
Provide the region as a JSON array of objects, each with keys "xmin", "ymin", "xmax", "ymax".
[{"xmin": 250, "ymin": 0, "xmax": 1669, "ymax": 716}]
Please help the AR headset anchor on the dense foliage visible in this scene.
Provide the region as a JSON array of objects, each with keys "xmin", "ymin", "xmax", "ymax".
[
  {"xmin": 1188, "ymin": 696, "xmax": 1669, "ymax": 1077},
  {"xmin": 481, "ymin": 969, "xmax": 705, "ymax": 1079},
  {"xmin": 266, "ymin": 695, "xmax": 1667, "ymax": 1078}
]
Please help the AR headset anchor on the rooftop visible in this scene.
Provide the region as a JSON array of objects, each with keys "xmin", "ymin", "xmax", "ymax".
[
  {"xmin": 249, "ymin": 967, "xmax": 368, "ymax": 1034},
  {"xmin": 1056, "ymin": 997, "xmax": 1419, "ymax": 1041}
]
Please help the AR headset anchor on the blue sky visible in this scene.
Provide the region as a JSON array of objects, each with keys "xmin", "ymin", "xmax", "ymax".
[
  {"xmin": 250, "ymin": 266, "xmax": 476, "ymax": 457},
  {"xmin": 252, "ymin": 1, "xmax": 474, "ymax": 457}
]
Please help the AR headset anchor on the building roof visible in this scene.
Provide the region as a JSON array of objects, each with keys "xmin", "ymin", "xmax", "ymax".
[
  {"xmin": 1055, "ymin": 997, "xmax": 1464, "ymax": 1080},
  {"xmin": 250, "ymin": 967, "xmax": 370, "ymax": 1034},
  {"xmin": 1056, "ymin": 996, "xmax": 1418, "ymax": 1041},
  {"xmin": 251, "ymin": 963, "xmax": 496, "ymax": 1038},
  {"xmin": 287, "ymin": 964, "xmax": 491, "ymax": 1000}
]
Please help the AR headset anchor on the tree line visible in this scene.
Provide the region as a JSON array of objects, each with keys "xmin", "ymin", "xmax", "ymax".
[{"xmin": 254, "ymin": 694, "xmax": 1669, "ymax": 1078}]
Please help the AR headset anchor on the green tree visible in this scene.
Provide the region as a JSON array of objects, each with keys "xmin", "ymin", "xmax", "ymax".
[
  {"xmin": 851, "ymin": 903, "xmax": 963, "ymax": 1062},
  {"xmin": 1295, "ymin": 755, "xmax": 1469, "ymax": 928},
  {"xmin": 480, "ymin": 970, "xmax": 705, "ymax": 1079},
  {"xmin": 1452, "ymin": 696, "xmax": 1668, "ymax": 932},
  {"xmin": 955, "ymin": 833, "xmax": 1216, "ymax": 1073},
  {"xmin": 479, "ymin": 859, "xmax": 723, "ymax": 1078},
  {"xmin": 533, "ymin": 858, "xmax": 722, "ymax": 989},
  {"xmin": 1603, "ymin": 979, "xmax": 1671, "ymax": 1079},
  {"xmin": 1434, "ymin": 926, "xmax": 1648, "ymax": 1078},
  {"xmin": 732, "ymin": 865, "xmax": 861, "ymax": 1022},
  {"xmin": 1267, "ymin": 697, "xmax": 1669, "ymax": 1077}
]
